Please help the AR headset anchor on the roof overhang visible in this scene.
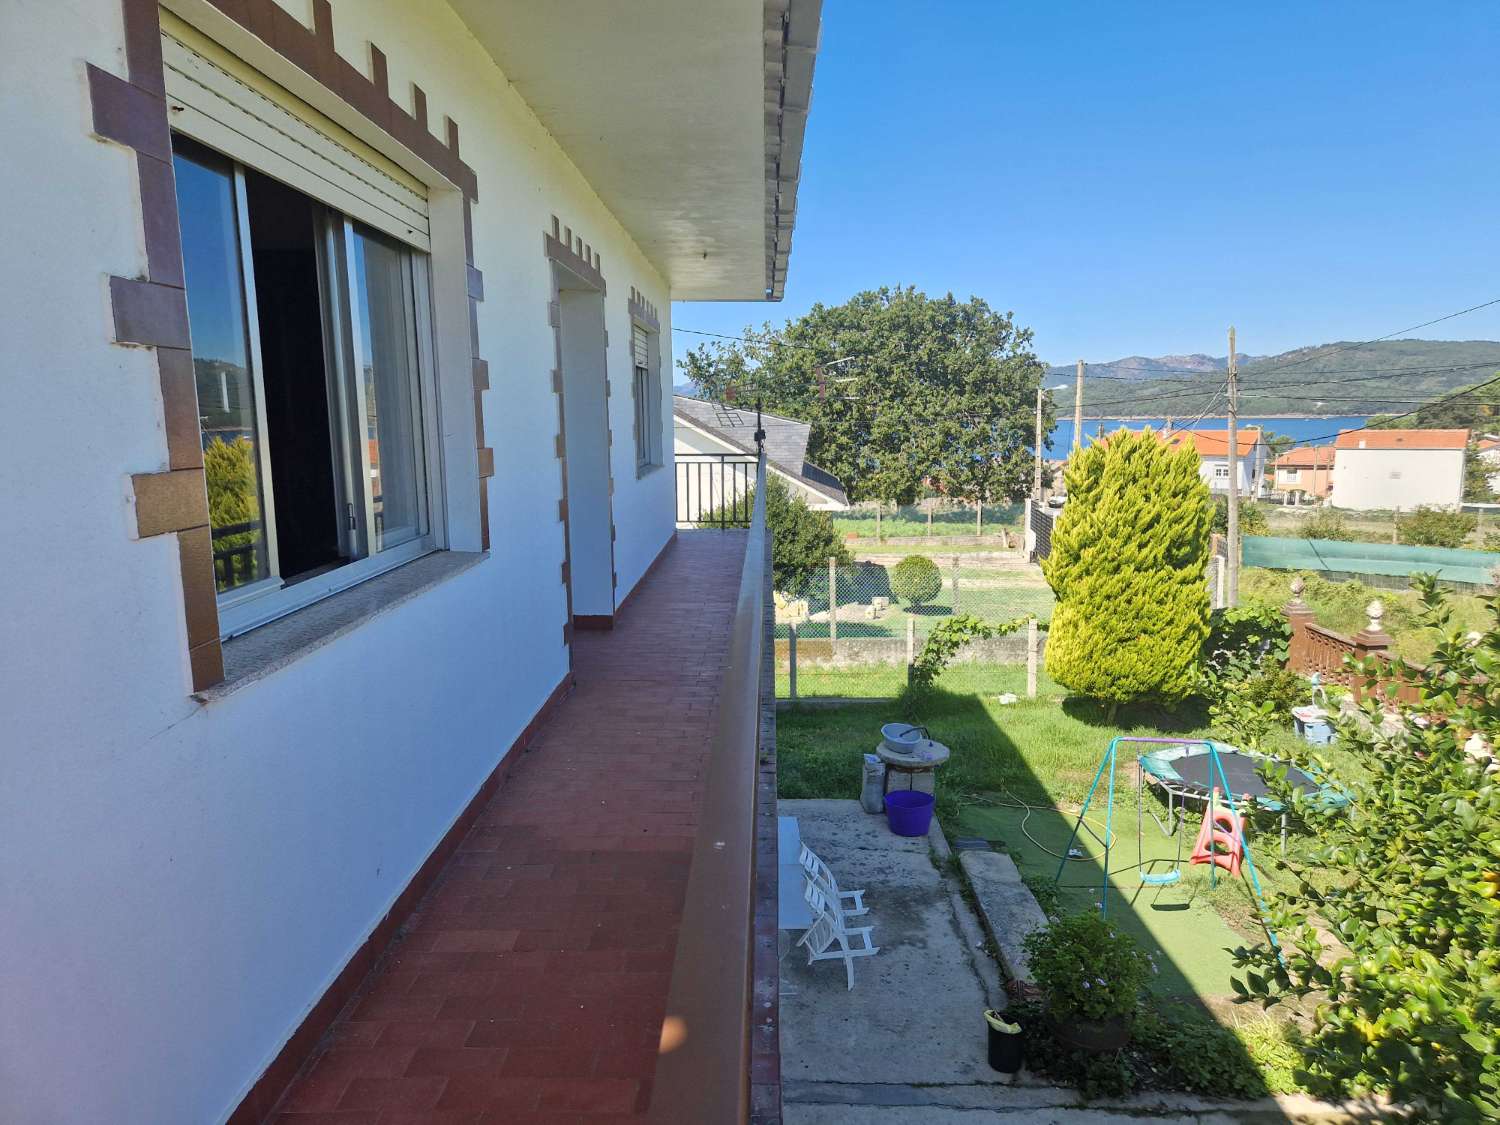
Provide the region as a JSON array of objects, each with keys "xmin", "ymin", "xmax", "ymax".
[{"xmin": 446, "ymin": 0, "xmax": 820, "ymax": 301}]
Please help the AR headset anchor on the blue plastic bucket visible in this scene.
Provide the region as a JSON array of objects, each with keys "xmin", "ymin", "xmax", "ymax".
[{"xmin": 885, "ymin": 790, "xmax": 935, "ymax": 837}]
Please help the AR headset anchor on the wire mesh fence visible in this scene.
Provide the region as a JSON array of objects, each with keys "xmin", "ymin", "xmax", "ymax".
[
  {"xmin": 773, "ymin": 557, "xmax": 1053, "ymax": 699},
  {"xmin": 828, "ymin": 499, "xmax": 1024, "ymax": 543}
]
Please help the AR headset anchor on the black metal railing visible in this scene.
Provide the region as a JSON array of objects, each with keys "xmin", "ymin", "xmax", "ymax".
[
  {"xmin": 652, "ymin": 452, "xmax": 769, "ymax": 1124},
  {"xmin": 211, "ymin": 520, "xmax": 263, "ymax": 589},
  {"xmin": 675, "ymin": 452, "xmax": 761, "ymax": 527}
]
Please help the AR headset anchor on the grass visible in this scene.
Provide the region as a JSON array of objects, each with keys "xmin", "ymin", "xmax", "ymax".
[
  {"xmin": 1240, "ymin": 566, "xmax": 1488, "ymax": 662},
  {"xmin": 831, "ymin": 502, "xmax": 1022, "ymax": 540},
  {"xmin": 777, "ymin": 683, "xmax": 1333, "ymax": 999},
  {"xmin": 851, "ymin": 541, "xmax": 1020, "ymax": 556}
]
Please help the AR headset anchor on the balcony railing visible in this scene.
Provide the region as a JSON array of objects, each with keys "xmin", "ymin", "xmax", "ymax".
[
  {"xmin": 652, "ymin": 451, "xmax": 774, "ymax": 1124},
  {"xmin": 676, "ymin": 452, "xmax": 760, "ymax": 528}
]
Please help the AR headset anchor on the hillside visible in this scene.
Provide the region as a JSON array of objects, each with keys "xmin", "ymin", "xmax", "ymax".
[{"xmin": 1047, "ymin": 339, "xmax": 1500, "ymax": 417}]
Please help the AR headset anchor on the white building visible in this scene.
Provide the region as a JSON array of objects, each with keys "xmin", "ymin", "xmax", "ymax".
[
  {"xmin": 1331, "ymin": 429, "xmax": 1469, "ymax": 511},
  {"xmin": 673, "ymin": 395, "xmax": 849, "ymax": 523},
  {"xmin": 1164, "ymin": 427, "xmax": 1267, "ymax": 498},
  {"xmin": 1, "ymin": 2, "xmax": 818, "ymax": 1121}
]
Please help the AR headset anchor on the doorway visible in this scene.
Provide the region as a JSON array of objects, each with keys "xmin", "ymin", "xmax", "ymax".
[{"xmin": 556, "ymin": 281, "xmax": 614, "ymax": 625}]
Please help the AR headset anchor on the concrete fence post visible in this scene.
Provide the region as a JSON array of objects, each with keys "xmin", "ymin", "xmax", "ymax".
[
  {"xmin": 906, "ymin": 614, "xmax": 916, "ymax": 673},
  {"xmin": 951, "ymin": 556, "xmax": 961, "ymax": 614},
  {"xmin": 827, "ymin": 556, "xmax": 838, "ymax": 654},
  {"xmin": 788, "ymin": 623, "xmax": 798, "ymax": 702},
  {"xmin": 1027, "ymin": 619, "xmax": 1039, "ymax": 699}
]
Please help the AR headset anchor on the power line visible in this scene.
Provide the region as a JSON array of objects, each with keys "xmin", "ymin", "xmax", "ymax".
[{"xmin": 1278, "ymin": 371, "xmax": 1500, "ymax": 448}]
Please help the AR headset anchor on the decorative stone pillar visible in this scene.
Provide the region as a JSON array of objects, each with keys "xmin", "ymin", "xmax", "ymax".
[
  {"xmin": 1283, "ymin": 576, "xmax": 1316, "ymax": 672},
  {"xmin": 1352, "ymin": 599, "xmax": 1393, "ymax": 658}
]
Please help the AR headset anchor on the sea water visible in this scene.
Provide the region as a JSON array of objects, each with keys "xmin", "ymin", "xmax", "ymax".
[{"xmin": 1048, "ymin": 415, "xmax": 1368, "ymax": 452}]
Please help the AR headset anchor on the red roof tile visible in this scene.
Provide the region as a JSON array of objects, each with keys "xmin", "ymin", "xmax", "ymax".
[{"xmin": 1333, "ymin": 428, "xmax": 1469, "ymax": 451}]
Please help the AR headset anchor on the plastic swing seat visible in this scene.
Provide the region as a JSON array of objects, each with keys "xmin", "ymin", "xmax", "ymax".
[{"xmin": 1139, "ymin": 869, "xmax": 1181, "ymax": 887}]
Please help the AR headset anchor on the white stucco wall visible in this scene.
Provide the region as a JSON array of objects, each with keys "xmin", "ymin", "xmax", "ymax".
[
  {"xmin": 0, "ymin": 1, "xmax": 677, "ymax": 1121},
  {"xmin": 1332, "ymin": 448, "xmax": 1465, "ymax": 511}
]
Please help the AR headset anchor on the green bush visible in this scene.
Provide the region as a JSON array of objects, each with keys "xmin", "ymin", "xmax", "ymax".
[
  {"xmin": 1203, "ymin": 605, "xmax": 1291, "ymax": 671},
  {"xmin": 1212, "ymin": 495, "xmax": 1269, "ymax": 536},
  {"xmin": 1297, "ymin": 509, "xmax": 1354, "ymax": 541},
  {"xmin": 1397, "ymin": 505, "xmax": 1476, "ymax": 548},
  {"xmin": 701, "ymin": 477, "xmax": 852, "ymax": 594},
  {"xmin": 1043, "ymin": 429, "xmax": 1212, "ymax": 716},
  {"xmin": 1022, "ymin": 911, "xmax": 1153, "ymax": 1023},
  {"xmin": 1234, "ymin": 575, "xmax": 1500, "ymax": 1119},
  {"xmin": 889, "ymin": 554, "xmax": 942, "ymax": 607}
]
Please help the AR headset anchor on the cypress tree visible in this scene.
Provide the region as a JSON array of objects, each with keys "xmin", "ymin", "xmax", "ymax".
[{"xmin": 1042, "ymin": 429, "xmax": 1212, "ymax": 717}]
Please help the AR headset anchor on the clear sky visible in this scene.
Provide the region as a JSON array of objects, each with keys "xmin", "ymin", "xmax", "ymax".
[{"xmin": 672, "ymin": 1, "xmax": 1500, "ymax": 368}]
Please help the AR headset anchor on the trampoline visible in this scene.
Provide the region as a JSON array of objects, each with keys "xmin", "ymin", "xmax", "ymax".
[{"xmin": 1138, "ymin": 739, "xmax": 1348, "ymax": 848}]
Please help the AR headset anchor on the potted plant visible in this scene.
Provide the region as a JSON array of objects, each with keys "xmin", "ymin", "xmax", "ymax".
[{"xmin": 1021, "ymin": 912, "xmax": 1152, "ymax": 1052}]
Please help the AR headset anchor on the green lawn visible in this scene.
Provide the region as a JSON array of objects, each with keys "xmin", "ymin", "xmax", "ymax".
[
  {"xmin": 831, "ymin": 503, "xmax": 1021, "ymax": 539},
  {"xmin": 777, "ymin": 685, "xmax": 1325, "ymax": 1002}
]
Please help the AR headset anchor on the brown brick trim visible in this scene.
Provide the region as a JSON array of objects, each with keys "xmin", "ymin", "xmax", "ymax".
[
  {"xmin": 543, "ymin": 215, "xmax": 606, "ymax": 292},
  {"xmin": 573, "ymin": 614, "xmax": 614, "ymax": 631},
  {"xmin": 627, "ymin": 286, "xmax": 660, "ymax": 333},
  {"xmin": 238, "ymin": 671, "xmax": 576, "ymax": 1125},
  {"xmin": 92, "ymin": 0, "xmax": 492, "ymax": 688},
  {"xmin": 132, "ymin": 468, "xmax": 209, "ymax": 538},
  {"xmin": 109, "ymin": 275, "xmax": 190, "ymax": 348}
]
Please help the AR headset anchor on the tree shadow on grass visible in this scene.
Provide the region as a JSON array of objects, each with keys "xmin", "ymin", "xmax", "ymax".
[{"xmin": 1061, "ymin": 694, "xmax": 1210, "ymax": 734}]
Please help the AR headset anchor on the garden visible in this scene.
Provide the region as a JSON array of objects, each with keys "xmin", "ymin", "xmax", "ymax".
[{"xmin": 776, "ymin": 431, "xmax": 1500, "ymax": 1118}]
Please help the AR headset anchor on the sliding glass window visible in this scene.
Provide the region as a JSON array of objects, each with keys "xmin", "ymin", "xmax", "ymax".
[{"xmin": 172, "ymin": 134, "xmax": 440, "ymax": 637}]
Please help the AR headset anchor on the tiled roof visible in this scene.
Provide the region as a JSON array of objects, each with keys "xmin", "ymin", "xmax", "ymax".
[
  {"xmin": 1334, "ymin": 428, "xmax": 1469, "ymax": 451},
  {"xmin": 1161, "ymin": 427, "xmax": 1263, "ymax": 457},
  {"xmin": 1273, "ymin": 445, "xmax": 1336, "ymax": 468},
  {"xmin": 673, "ymin": 395, "xmax": 849, "ymax": 505}
]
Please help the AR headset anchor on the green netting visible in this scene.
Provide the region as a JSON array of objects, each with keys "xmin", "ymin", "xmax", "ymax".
[{"xmin": 1242, "ymin": 535, "xmax": 1500, "ymax": 586}]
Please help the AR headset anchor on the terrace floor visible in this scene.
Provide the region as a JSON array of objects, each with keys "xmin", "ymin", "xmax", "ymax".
[{"xmin": 271, "ymin": 530, "xmax": 746, "ymax": 1123}]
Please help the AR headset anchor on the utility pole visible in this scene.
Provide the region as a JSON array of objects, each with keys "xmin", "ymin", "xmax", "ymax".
[
  {"xmin": 1072, "ymin": 359, "xmax": 1084, "ymax": 452},
  {"xmin": 1033, "ymin": 384, "xmax": 1045, "ymax": 499},
  {"xmin": 1226, "ymin": 327, "xmax": 1240, "ymax": 607}
]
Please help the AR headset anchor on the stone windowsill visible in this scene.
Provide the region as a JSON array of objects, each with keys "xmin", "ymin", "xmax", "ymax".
[{"xmin": 197, "ymin": 550, "xmax": 487, "ymax": 702}]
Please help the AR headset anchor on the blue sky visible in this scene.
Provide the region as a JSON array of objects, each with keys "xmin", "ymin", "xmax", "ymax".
[{"xmin": 673, "ymin": 1, "xmax": 1500, "ymax": 368}]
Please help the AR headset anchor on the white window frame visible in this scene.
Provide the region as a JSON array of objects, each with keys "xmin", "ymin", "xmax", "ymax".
[
  {"xmin": 176, "ymin": 141, "xmax": 446, "ymax": 639},
  {"xmin": 1213, "ymin": 463, "xmax": 1231, "ymax": 480},
  {"xmin": 632, "ymin": 321, "xmax": 663, "ymax": 473}
]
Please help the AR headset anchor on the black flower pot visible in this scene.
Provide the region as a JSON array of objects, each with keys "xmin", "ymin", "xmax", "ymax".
[{"xmin": 984, "ymin": 1010, "xmax": 1025, "ymax": 1074}]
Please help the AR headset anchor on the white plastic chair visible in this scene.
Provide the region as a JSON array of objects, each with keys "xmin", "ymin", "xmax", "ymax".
[
  {"xmin": 796, "ymin": 879, "xmax": 878, "ymax": 990},
  {"xmin": 798, "ymin": 843, "xmax": 869, "ymax": 918}
]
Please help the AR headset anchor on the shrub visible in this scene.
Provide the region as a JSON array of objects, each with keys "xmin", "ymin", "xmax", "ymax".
[
  {"xmin": 1397, "ymin": 505, "xmax": 1476, "ymax": 548},
  {"xmin": 890, "ymin": 554, "xmax": 943, "ymax": 607},
  {"xmin": 1212, "ymin": 494, "xmax": 1269, "ymax": 536},
  {"xmin": 1297, "ymin": 509, "xmax": 1354, "ymax": 541},
  {"xmin": 904, "ymin": 612, "xmax": 1028, "ymax": 698},
  {"xmin": 1023, "ymin": 911, "xmax": 1153, "ymax": 1022},
  {"xmin": 1234, "ymin": 575, "xmax": 1500, "ymax": 1119},
  {"xmin": 1043, "ymin": 429, "xmax": 1212, "ymax": 717},
  {"xmin": 701, "ymin": 477, "xmax": 852, "ymax": 594},
  {"xmin": 1203, "ymin": 605, "xmax": 1291, "ymax": 672}
]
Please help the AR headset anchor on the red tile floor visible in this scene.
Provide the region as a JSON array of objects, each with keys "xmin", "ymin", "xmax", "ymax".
[{"xmin": 272, "ymin": 531, "xmax": 746, "ymax": 1123}]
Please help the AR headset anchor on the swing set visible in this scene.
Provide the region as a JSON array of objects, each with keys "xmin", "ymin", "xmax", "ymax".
[{"xmin": 1052, "ymin": 736, "xmax": 1283, "ymax": 957}]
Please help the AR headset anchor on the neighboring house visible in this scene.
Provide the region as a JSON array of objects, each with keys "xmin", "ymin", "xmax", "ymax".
[
  {"xmin": 1162, "ymin": 427, "xmax": 1267, "ymax": 497},
  {"xmin": 1270, "ymin": 444, "xmax": 1336, "ymax": 503},
  {"xmin": 673, "ymin": 395, "xmax": 849, "ymax": 519},
  {"xmin": 4, "ymin": 3, "xmax": 818, "ymax": 1122},
  {"xmin": 1331, "ymin": 429, "xmax": 1469, "ymax": 511},
  {"xmin": 1477, "ymin": 435, "xmax": 1500, "ymax": 492}
]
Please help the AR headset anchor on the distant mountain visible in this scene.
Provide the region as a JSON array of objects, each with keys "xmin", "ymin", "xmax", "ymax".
[
  {"xmin": 1047, "ymin": 353, "xmax": 1259, "ymax": 382},
  {"xmin": 1048, "ymin": 339, "xmax": 1500, "ymax": 418}
]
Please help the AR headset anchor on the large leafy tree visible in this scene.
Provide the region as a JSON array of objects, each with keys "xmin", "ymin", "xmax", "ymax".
[
  {"xmin": 1042, "ymin": 430, "xmax": 1212, "ymax": 717},
  {"xmin": 678, "ymin": 287, "xmax": 1048, "ymax": 505}
]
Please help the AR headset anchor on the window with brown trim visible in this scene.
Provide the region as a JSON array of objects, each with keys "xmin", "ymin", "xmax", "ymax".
[
  {"xmin": 172, "ymin": 134, "xmax": 441, "ymax": 637},
  {"xmin": 632, "ymin": 322, "xmax": 662, "ymax": 471}
]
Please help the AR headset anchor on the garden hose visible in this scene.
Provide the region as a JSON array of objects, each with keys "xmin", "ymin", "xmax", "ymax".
[{"xmin": 984, "ymin": 788, "xmax": 1112, "ymax": 862}]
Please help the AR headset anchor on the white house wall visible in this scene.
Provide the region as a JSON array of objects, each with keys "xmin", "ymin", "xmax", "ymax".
[
  {"xmin": 1332, "ymin": 448, "xmax": 1465, "ymax": 511},
  {"xmin": 1, "ymin": 1, "xmax": 675, "ymax": 1121}
]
